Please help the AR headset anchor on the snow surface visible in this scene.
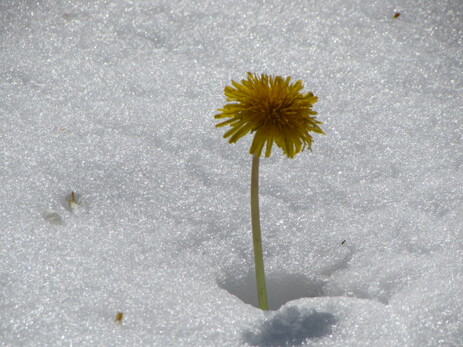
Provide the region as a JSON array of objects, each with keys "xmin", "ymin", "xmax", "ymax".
[{"xmin": 1, "ymin": 0, "xmax": 462, "ymax": 346}]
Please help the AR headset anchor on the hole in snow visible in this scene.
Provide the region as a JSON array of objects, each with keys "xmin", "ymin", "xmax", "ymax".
[{"xmin": 219, "ymin": 272, "xmax": 326, "ymax": 310}]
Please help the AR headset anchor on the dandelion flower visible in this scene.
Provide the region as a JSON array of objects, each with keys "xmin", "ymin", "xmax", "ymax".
[
  {"xmin": 213, "ymin": 73, "xmax": 325, "ymax": 310},
  {"xmin": 215, "ymin": 73, "xmax": 324, "ymax": 158}
]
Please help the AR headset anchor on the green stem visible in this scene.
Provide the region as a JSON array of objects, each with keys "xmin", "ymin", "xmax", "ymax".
[{"xmin": 251, "ymin": 155, "xmax": 269, "ymax": 310}]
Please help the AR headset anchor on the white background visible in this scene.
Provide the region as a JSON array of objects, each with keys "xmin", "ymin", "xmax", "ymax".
[{"xmin": 1, "ymin": 0, "xmax": 462, "ymax": 345}]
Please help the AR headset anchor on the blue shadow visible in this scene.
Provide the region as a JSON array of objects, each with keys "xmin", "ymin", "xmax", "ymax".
[{"xmin": 243, "ymin": 306, "xmax": 336, "ymax": 346}]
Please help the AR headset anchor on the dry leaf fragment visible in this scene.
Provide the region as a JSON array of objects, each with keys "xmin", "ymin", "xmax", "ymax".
[{"xmin": 115, "ymin": 312, "xmax": 124, "ymax": 324}]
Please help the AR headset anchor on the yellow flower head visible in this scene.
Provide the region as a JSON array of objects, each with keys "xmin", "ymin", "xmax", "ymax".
[{"xmin": 215, "ymin": 73, "xmax": 324, "ymax": 158}]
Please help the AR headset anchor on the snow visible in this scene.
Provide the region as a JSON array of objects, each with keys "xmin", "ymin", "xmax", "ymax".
[{"xmin": 1, "ymin": 0, "xmax": 462, "ymax": 346}]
